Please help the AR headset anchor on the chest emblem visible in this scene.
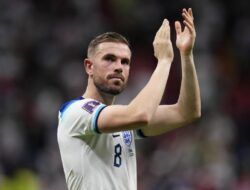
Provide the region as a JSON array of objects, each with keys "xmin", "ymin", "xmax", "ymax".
[{"xmin": 122, "ymin": 131, "xmax": 132, "ymax": 147}]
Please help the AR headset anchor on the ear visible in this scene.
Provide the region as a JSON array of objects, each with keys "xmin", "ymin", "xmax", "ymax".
[{"xmin": 84, "ymin": 58, "xmax": 93, "ymax": 76}]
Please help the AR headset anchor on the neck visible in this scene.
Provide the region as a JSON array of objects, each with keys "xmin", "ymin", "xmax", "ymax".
[{"xmin": 83, "ymin": 82, "xmax": 115, "ymax": 106}]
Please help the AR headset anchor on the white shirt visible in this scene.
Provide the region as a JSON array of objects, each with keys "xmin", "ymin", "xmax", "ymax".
[{"xmin": 57, "ymin": 97, "xmax": 144, "ymax": 190}]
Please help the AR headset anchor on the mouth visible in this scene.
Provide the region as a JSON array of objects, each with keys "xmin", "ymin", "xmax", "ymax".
[{"xmin": 108, "ymin": 74, "xmax": 125, "ymax": 82}]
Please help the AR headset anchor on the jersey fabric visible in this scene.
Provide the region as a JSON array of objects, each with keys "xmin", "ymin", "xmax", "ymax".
[{"xmin": 57, "ymin": 97, "xmax": 144, "ymax": 190}]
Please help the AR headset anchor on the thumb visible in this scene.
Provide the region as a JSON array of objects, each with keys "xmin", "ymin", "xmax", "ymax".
[{"xmin": 175, "ymin": 21, "xmax": 182, "ymax": 35}]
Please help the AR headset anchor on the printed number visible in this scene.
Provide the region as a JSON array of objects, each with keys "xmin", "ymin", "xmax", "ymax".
[{"xmin": 114, "ymin": 144, "xmax": 122, "ymax": 167}]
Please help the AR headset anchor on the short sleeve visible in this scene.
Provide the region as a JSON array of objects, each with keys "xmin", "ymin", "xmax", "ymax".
[
  {"xmin": 88, "ymin": 102, "xmax": 106, "ymax": 134},
  {"xmin": 58, "ymin": 99, "xmax": 107, "ymax": 137}
]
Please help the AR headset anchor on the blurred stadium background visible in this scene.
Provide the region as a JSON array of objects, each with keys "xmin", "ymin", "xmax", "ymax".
[{"xmin": 0, "ymin": 0, "xmax": 250, "ymax": 189}]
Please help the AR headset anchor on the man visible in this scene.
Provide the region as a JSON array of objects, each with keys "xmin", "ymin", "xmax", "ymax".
[{"xmin": 57, "ymin": 8, "xmax": 201, "ymax": 190}]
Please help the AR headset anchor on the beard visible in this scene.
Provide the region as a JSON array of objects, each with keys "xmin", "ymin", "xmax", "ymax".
[{"xmin": 93, "ymin": 75, "xmax": 127, "ymax": 96}]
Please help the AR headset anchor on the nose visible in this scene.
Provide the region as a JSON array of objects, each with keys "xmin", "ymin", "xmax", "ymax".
[{"xmin": 114, "ymin": 60, "xmax": 123, "ymax": 73}]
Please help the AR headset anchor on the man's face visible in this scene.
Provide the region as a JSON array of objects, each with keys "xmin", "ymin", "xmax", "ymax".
[{"xmin": 90, "ymin": 42, "xmax": 131, "ymax": 95}]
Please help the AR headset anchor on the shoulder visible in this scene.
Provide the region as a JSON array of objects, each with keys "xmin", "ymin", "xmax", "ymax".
[
  {"xmin": 59, "ymin": 97, "xmax": 106, "ymax": 118},
  {"xmin": 59, "ymin": 97, "xmax": 84, "ymax": 117},
  {"xmin": 59, "ymin": 97, "xmax": 84, "ymax": 114}
]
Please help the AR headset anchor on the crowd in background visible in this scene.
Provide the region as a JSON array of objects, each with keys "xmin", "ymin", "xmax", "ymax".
[{"xmin": 0, "ymin": 0, "xmax": 250, "ymax": 189}]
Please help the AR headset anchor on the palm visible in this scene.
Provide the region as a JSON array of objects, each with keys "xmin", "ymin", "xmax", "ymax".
[{"xmin": 176, "ymin": 27, "xmax": 193, "ymax": 52}]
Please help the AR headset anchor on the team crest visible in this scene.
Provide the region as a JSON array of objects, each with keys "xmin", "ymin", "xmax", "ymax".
[{"xmin": 122, "ymin": 131, "xmax": 132, "ymax": 147}]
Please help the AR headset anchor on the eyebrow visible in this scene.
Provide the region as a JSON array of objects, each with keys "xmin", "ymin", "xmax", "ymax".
[
  {"xmin": 103, "ymin": 54, "xmax": 116, "ymax": 59},
  {"xmin": 103, "ymin": 53, "xmax": 130, "ymax": 63}
]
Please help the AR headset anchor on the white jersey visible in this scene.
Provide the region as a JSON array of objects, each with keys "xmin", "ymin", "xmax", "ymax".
[{"xmin": 57, "ymin": 97, "xmax": 144, "ymax": 190}]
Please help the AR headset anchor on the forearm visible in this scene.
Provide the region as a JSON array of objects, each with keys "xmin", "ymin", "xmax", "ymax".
[
  {"xmin": 178, "ymin": 52, "xmax": 201, "ymax": 119},
  {"xmin": 129, "ymin": 61, "xmax": 171, "ymax": 121},
  {"xmin": 141, "ymin": 53, "xmax": 200, "ymax": 136}
]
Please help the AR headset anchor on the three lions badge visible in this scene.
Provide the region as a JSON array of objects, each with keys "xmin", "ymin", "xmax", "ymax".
[{"xmin": 122, "ymin": 131, "xmax": 134, "ymax": 156}]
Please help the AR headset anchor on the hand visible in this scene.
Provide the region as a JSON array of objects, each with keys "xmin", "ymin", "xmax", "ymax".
[
  {"xmin": 153, "ymin": 19, "xmax": 174, "ymax": 62},
  {"xmin": 175, "ymin": 8, "xmax": 196, "ymax": 55}
]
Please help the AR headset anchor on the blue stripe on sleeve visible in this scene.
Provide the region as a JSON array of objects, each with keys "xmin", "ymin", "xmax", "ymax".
[
  {"xmin": 59, "ymin": 97, "xmax": 83, "ymax": 118},
  {"xmin": 92, "ymin": 105, "xmax": 107, "ymax": 134}
]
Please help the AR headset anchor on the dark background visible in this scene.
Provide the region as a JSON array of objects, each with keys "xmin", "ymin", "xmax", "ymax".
[{"xmin": 0, "ymin": 0, "xmax": 250, "ymax": 189}]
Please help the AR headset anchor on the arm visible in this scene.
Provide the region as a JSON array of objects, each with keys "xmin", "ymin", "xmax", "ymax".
[
  {"xmin": 141, "ymin": 8, "xmax": 201, "ymax": 136},
  {"xmin": 98, "ymin": 19, "xmax": 174, "ymax": 133}
]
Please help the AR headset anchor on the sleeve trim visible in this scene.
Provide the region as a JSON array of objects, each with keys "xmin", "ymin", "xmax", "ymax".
[
  {"xmin": 92, "ymin": 105, "xmax": 107, "ymax": 134},
  {"xmin": 136, "ymin": 129, "xmax": 147, "ymax": 138}
]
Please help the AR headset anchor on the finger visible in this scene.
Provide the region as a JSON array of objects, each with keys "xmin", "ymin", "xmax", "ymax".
[
  {"xmin": 156, "ymin": 19, "xmax": 167, "ymax": 34},
  {"xmin": 182, "ymin": 8, "xmax": 193, "ymax": 18},
  {"xmin": 155, "ymin": 25, "xmax": 163, "ymax": 40},
  {"xmin": 183, "ymin": 8, "xmax": 190, "ymax": 17},
  {"xmin": 162, "ymin": 19, "xmax": 170, "ymax": 37},
  {"xmin": 183, "ymin": 8, "xmax": 194, "ymax": 20},
  {"xmin": 183, "ymin": 20, "xmax": 195, "ymax": 35},
  {"xmin": 160, "ymin": 19, "xmax": 169, "ymax": 30},
  {"xmin": 182, "ymin": 11, "xmax": 194, "ymax": 27},
  {"xmin": 163, "ymin": 18, "xmax": 168, "ymax": 24},
  {"xmin": 188, "ymin": 8, "xmax": 193, "ymax": 18},
  {"xmin": 175, "ymin": 21, "xmax": 182, "ymax": 35},
  {"xmin": 158, "ymin": 19, "xmax": 170, "ymax": 38}
]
